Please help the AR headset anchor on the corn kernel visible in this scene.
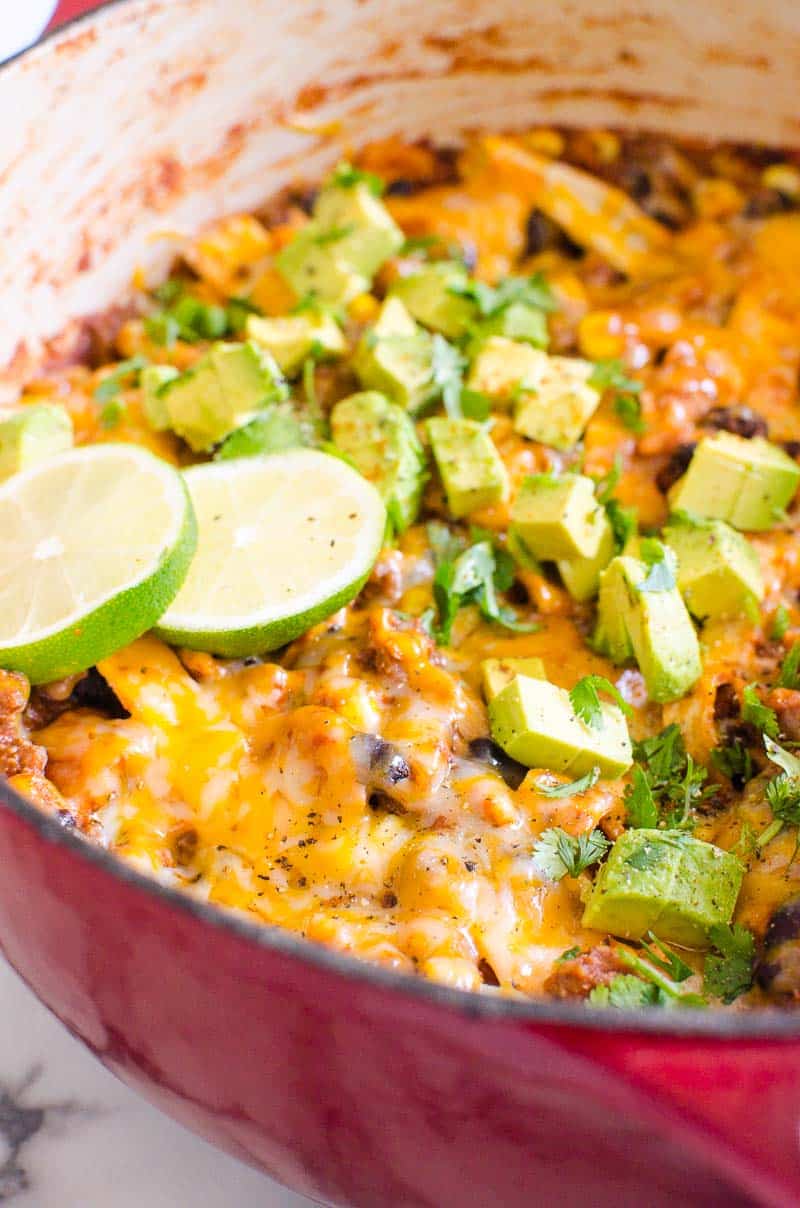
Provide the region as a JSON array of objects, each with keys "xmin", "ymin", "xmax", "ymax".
[
  {"xmin": 587, "ymin": 129, "xmax": 621, "ymax": 165},
  {"xmin": 348, "ymin": 292, "xmax": 380, "ymax": 323},
  {"xmin": 691, "ymin": 178, "xmax": 744, "ymax": 221},
  {"xmin": 523, "ymin": 129, "xmax": 565, "ymax": 159},
  {"xmin": 762, "ymin": 163, "xmax": 800, "ymax": 201},
  {"xmin": 578, "ymin": 311, "xmax": 625, "ymax": 360}
]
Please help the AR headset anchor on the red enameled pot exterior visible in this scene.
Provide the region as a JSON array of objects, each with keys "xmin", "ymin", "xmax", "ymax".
[{"xmin": 4, "ymin": 2, "xmax": 800, "ymax": 1204}]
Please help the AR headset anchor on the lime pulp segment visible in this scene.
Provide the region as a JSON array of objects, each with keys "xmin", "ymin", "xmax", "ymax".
[
  {"xmin": 0, "ymin": 443, "xmax": 196, "ymax": 683},
  {"xmin": 155, "ymin": 449, "xmax": 387, "ymax": 655}
]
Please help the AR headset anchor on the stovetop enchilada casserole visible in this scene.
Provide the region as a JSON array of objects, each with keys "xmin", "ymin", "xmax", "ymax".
[{"xmin": 4, "ymin": 128, "xmax": 800, "ymax": 1009}]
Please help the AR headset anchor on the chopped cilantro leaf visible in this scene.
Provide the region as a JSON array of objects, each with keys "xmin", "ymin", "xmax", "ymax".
[
  {"xmin": 430, "ymin": 334, "xmax": 467, "ymax": 419},
  {"xmin": 711, "ymin": 742, "xmax": 753, "ymax": 788},
  {"xmin": 312, "ymin": 223, "xmax": 356, "ymax": 246},
  {"xmin": 637, "ymin": 538, "xmax": 676, "ymax": 593},
  {"xmin": 99, "ymin": 398, "xmax": 127, "ymax": 429},
  {"xmin": 614, "ymin": 393, "xmax": 646, "ymax": 434},
  {"xmin": 594, "ymin": 455, "xmax": 622, "ymax": 505},
  {"xmin": 449, "ymin": 272, "xmax": 556, "ymax": 318},
  {"xmin": 756, "ymin": 736, "xmax": 800, "ymax": 848},
  {"xmin": 606, "ymin": 499, "xmax": 638, "ymax": 552},
  {"xmin": 616, "ymin": 945, "xmax": 705, "ymax": 1007},
  {"xmin": 625, "ymin": 724, "xmax": 716, "ymax": 829},
  {"xmin": 640, "ymin": 932, "xmax": 693, "ymax": 983},
  {"xmin": 588, "ymin": 359, "xmax": 642, "ymax": 396},
  {"xmin": 742, "ymin": 684, "xmax": 779, "ymax": 739},
  {"xmin": 427, "ymin": 532, "xmax": 538, "ymax": 645},
  {"xmin": 778, "ymin": 643, "xmax": 800, "ymax": 689},
  {"xmin": 329, "ymin": 161, "xmax": 384, "ymax": 196},
  {"xmin": 569, "ymin": 675, "xmax": 632, "ymax": 729},
  {"xmin": 703, "ymin": 923, "xmax": 755, "ymax": 1003},
  {"xmin": 556, "ymin": 946, "xmax": 581, "ymax": 963},
  {"xmin": 625, "ymin": 766, "xmax": 659, "ymax": 828},
  {"xmin": 93, "ymin": 355, "xmax": 148, "ymax": 404},
  {"xmin": 535, "ymin": 767, "xmax": 601, "ymax": 798},
  {"xmin": 532, "ymin": 827, "xmax": 610, "ymax": 881},
  {"xmin": 589, "ymin": 974, "xmax": 660, "ymax": 1008},
  {"xmin": 771, "ymin": 604, "xmax": 790, "ymax": 641}
]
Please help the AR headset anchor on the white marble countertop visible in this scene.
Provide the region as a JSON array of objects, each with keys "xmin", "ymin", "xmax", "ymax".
[{"xmin": 0, "ymin": 956, "xmax": 318, "ymax": 1206}]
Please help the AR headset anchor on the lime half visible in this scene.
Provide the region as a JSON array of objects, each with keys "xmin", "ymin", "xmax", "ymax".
[
  {"xmin": 156, "ymin": 449, "xmax": 386, "ymax": 656},
  {"xmin": 0, "ymin": 444, "xmax": 196, "ymax": 683}
]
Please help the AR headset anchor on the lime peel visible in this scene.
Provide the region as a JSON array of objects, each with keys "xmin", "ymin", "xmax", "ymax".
[{"xmin": 0, "ymin": 444, "xmax": 196, "ymax": 684}]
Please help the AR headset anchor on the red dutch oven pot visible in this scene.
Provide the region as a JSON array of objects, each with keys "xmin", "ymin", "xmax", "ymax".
[{"xmin": 4, "ymin": 2, "xmax": 800, "ymax": 1204}]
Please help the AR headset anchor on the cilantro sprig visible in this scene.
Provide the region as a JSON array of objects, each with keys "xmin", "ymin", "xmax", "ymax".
[
  {"xmin": 329, "ymin": 161, "xmax": 385, "ymax": 196},
  {"xmin": 742, "ymin": 684, "xmax": 779, "ymax": 739},
  {"xmin": 625, "ymin": 724, "xmax": 716, "ymax": 829},
  {"xmin": 532, "ymin": 827, "xmax": 610, "ymax": 880},
  {"xmin": 423, "ymin": 526, "xmax": 538, "ymax": 645},
  {"xmin": 534, "ymin": 766, "xmax": 601, "ymax": 798},
  {"xmin": 569, "ymin": 675, "xmax": 632, "ymax": 730},
  {"xmin": 589, "ymin": 358, "xmax": 646, "ymax": 435},
  {"xmin": 757, "ymin": 735, "xmax": 800, "ymax": 849},
  {"xmin": 93, "ymin": 355, "xmax": 149, "ymax": 405},
  {"xmin": 144, "ymin": 280, "xmax": 263, "ymax": 348},
  {"xmin": 449, "ymin": 272, "xmax": 555, "ymax": 318},
  {"xmin": 702, "ymin": 923, "xmax": 755, "ymax": 1003}
]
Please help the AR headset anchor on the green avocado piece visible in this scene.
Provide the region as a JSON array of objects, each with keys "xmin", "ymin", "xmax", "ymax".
[
  {"xmin": 141, "ymin": 365, "xmax": 179, "ymax": 431},
  {"xmin": 669, "ymin": 432, "xmax": 800, "ymax": 531},
  {"xmin": 331, "ymin": 391, "xmax": 426, "ymax": 532},
  {"xmin": 480, "ymin": 656, "xmax": 546, "ymax": 701},
  {"xmin": 160, "ymin": 340, "xmax": 288, "ymax": 452},
  {"xmin": 275, "ymin": 224, "xmax": 369, "ymax": 306},
  {"xmin": 313, "ymin": 181, "xmax": 404, "ymax": 279},
  {"xmin": 245, "ymin": 311, "xmax": 345, "ymax": 377},
  {"xmin": 426, "ymin": 416, "xmax": 509, "ymax": 519},
  {"xmin": 488, "ymin": 674, "xmax": 632, "ymax": 779},
  {"xmin": 214, "ymin": 404, "xmax": 308, "ymax": 461},
  {"xmin": 389, "ymin": 261, "xmax": 476, "ymax": 338},
  {"xmin": 467, "ymin": 336, "xmax": 547, "ymax": 407},
  {"xmin": 513, "ymin": 354, "xmax": 601, "ymax": 450},
  {"xmin": 510, "ymin": 473, "xmax": 607, "ymax": 561},
  {"xmin": 582, "ymin": 828, "xmax": 744, "ymax": 947},
  {"xmin": 593, "ymin": 556, "xmax": 636, "ymax": 663},
  {"xmin": 556, "ymin": 518, "xmax": 615, "ymax": 602},
  {"xmin": 0, "ymin": 404, "xmax": 73, "ymax": 482},
  {"xmin": 594, "ymin": 552, "xmax": 702, "ymax": 703},
  {"xmin": 664, "ymin": 514, "xmax": 764, "ymax": 622},
  {"xmin": 353, "ymin": 297, "xmax": 435, "ymax": 413},
  {"xmin": 471, "ymin": 301, "xmax": 549, "ymax": 352}
]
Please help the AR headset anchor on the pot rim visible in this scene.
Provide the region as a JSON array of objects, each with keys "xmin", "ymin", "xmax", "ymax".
[{"xmin": 4, "ymin": 0, "xmax": 800, "ymax": 1041}]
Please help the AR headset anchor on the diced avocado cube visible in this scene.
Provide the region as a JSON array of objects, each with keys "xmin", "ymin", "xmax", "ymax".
[
  {"xmin": 276, "ymin": 226, "xmax": 369, "ymax": 306},
  {"xmin": 594, "ymin": 553, "xmax": 702, "ymax": 703},
  {"xmin": 669, "ymin": 432, "xmax": 800, "ymax": 532},
  {"xmin": 582, "ymin": 828, "xmax": 744, "ymax": 947},
  {"xmin": 467, "ymin": 336, "xmax": 547, "ymax": 406},
  {"xmin": 141, "ymin": 365, "xmax": 179, "ymax": 431},
  {"xmin": 0, "ymin": 403, "xmax": 73, "ymax": 482},
  {"xmin": 510, "ymin": 473, "xmax": 607, "ymax": 561},
  {"xmin": 488, "ymin": 674, "xmax": 632, "ymax": 779},
  {"xmin": 664, "ymin": 515, "xmax": 764, "ymax": 622},
  {"xmin": 245, "ymin": 311, "xmax": 345, "ymax": 377},
  {"xmin": 215, "ymin": 404, "xmax": 308, "ymax": 461},
  {"xmin": 472, "ymin": 301, "xmax": 549, "ymax": 351},
  {"xmin": 331, "ymin": 391, "xmax": 426, "ymax": 532},
  {"xmin": 481, "ymin": 656, "xmax": 545, "ymax": 701},
  {"xmin": 556, "ymin": 517, "xmax": 615, "ymax": 602},
  {"xmin": 594, "ymin": 556, "xmax": 635, "ymax": 663},
  {"xmin": 426, "ymin": 417, "xmax": 509, "ymax": 519},
  {"xmin": 161, "ymin": 340, "xmax": 288, "ymax": 452},
  {"xmin": 390, "ymin": 261, "xmax": 476, "ymax": 338},
  {"xmin": 353, "ymin": 298, "xmax": 435, "ymax": 413},
  {"xmin": 313, "ymin": 181, "xmax": 404, "ymax": 279},
  {"xmin": 513, "ymin": 354, "xmax": 601, "ymax": 451}
]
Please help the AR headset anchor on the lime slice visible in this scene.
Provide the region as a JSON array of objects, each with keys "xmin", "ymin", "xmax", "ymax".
[
  {"xmin": 155, "ymin": 449, "xmax": 386, "ymax": 656},
  {"xmin": 0, "ymin": 444, "xmax": 196, "ymax": 684}
]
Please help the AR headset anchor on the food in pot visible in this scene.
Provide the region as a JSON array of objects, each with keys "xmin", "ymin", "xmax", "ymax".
[{"xmin": 4, "ymin": 129, "xmax": 800, "ymax": 1009}]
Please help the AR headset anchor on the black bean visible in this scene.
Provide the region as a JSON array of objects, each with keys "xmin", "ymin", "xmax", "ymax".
[
  {"xmin": 69, "ymin": 668, "xmax": 129, "ymax": 719},
  {"xmin": 386, "ymin": 178, "xmax": 419, "ymax": 197},
  {"xmin": 655, "ymin": 443, "xmax": 696, "ymax": 493},
  {"xmin": 713, "ymin": 682, "xmax": 740, "ymax": 721},
  {"xmin": 468, "ymin": 737, "xmax": 528, "ymax": 791},
  {"xmin": 703, "ymin": 405, "xmax": 768, "ymax": 440}
]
